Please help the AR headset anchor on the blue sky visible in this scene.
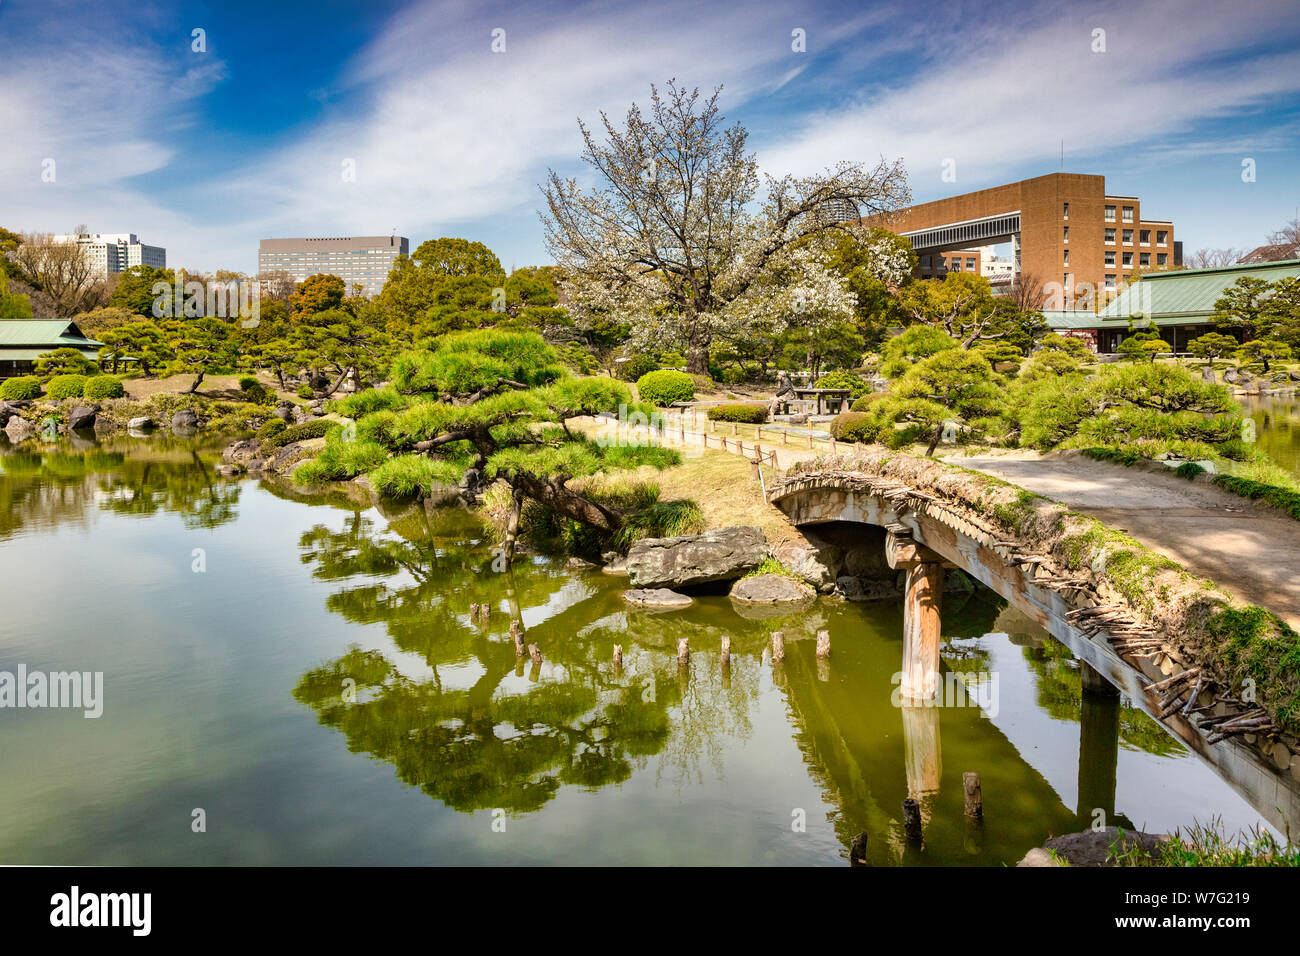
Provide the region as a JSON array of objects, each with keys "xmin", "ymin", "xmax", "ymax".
[{"xmin": 2, "ymin": 0, "xmax": 1298, "ymax": 274}]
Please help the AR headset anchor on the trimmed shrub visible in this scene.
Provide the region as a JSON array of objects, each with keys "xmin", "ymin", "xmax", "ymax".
[
  {"xmin": 296, "ymin": 384, "xmax": 314, "ymax": 399},
  {"xmin": 830, "ymin": 411, "xmax": 876, "ymax": 443},
  {"xmin": 814, "ymin": 370, "xmax": 871, "ymax": 399},
  {"xmin": 82, "ymin": 376, "xmax": 125, "ymax": 400},
  {"xmin": 706, "ymin": 402, "xmax": 768, "ymax": 424},
  {"xmin": 0, "ymin": 376, "xmax": 42, "ymax": 400},
  {"xmin": 1174, "ymin": 462, "xmax": 1207, "ymax": 481},
  {"xmin": 636, "ymin": 369, "xmax": 695, "ymax": 406},
  {"xmin": 618, "ymin": 354, "xmax": 659, "ymax": 382},
  {"xmin": 239, "ymin": 376, "xmax": 274, "ymax": 405},
  {"xmin": 46, "ymin": 374, "xmax": 89, "ymax": 400},
  {"xmin": 261, "ymin": 418, "xmax": 335, "ymax": 450},
  {"xmin": 256, "ymin": 417, "xmax": 288, "ymax": 441}
]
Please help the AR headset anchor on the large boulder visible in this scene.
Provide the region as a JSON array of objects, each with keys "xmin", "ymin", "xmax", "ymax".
[
  {"xmin": 773, "ymin": 532, "xmax": 843, "ymax": 592},
  {"xmin": 1017, "ymin": 828, "xmax": 1167, "ymax": 867},
  {"xmin": 66, "ymin": 406, "xmax": 97, "ymax": 430},
  {"xmin": 0, "ymin": 401, "xmax": 22, "ymax": 426},
  {"xmin": 626, "ymin": 526, "xmax": 768, "ymax": 589},
  {"xmin": 4, "ymin": 415, "xmax": 36, "ymax": 441},
  {"xmin": 171, "ymin": 408, "xmax": 199, "ymax": 429},
  {"xmin": 729, "ymin": 573, "xmax": 816, "ymax": 605},
  {"xmin": 127, "ymin": 416, "xmax": 154, "ymax": 431}
]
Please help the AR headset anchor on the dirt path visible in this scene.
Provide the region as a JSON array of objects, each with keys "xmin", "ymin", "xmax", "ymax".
[{"xmin": 950, "ymin": 452, "xmax": 1300, "ymax": 630}]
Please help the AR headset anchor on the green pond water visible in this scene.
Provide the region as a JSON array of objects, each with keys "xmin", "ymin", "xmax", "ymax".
[
  {"xmin": 0, "ymin": 423, "xmax": 1291, "ymax": 866},
  {"xmin": 1240, "ymin": 393, "xmax": 1300, "ymax": 480}
]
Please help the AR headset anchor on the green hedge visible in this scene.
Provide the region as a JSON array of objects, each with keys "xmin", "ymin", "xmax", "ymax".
[
  {"xmin": 1211, "ymin": 475, "xmax": 1300, "ymax": 521},
  {"xmin": 46, "ymin": 375, "xmax": 89, "ymax": 400},
  {"xmin": 830, "ymin": 411, "xmax": 876, "ymax": 443},
  {"xmin": 706, "ymin": 402, "xmax": 768, "ymax": 424},
  {"xmin": 0, "ymin": 376, "xmax": 42, "ymax": 400},
  {"xmin": 83, "ymin": 376, "xmax": 125, "ymax": 400},
  {"xmin": 636, "ymin": 369, "xmax": 695, "ymax": 406},
  {"xmin": 256, "ymin": 417, "xmax": 288, "ymax": 440},
  {"xmin": 261, "ymin": 418, "xmax": 335, "ymax": 450}
]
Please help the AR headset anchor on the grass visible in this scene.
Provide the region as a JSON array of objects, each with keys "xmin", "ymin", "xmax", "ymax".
[
  {"xmin": 1212, "ymin": 474, "xmax": 1300, "ymax": 520},
  {"xmin": 1108, "ymin": 819, "xmax": 1300, "ymax": 867}
]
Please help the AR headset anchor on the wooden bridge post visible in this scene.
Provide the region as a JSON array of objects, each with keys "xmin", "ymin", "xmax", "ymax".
[
  {"xmin": 1077, "ymin": 678, "xmax": 1121, "ymax": 829},
  {"xmin": 900, "ymin": 562, "xmax": 945, "ymax": 704},
  {"xmin": 1080, "ymin": 660, "xmax": 1119, "ymax": 699}
]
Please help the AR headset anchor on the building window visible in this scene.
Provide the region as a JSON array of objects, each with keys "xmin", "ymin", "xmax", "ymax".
[
  {"xmin": 921, "ymin": 256, "xmax": 931, "ymax": 268},
  {"xmin": 1140, "ymin": 230, "xmax": 1151, "ymax": 245},
  {"xmin": 1123, "ymin": 229, "xmax": 1134, "ymax": 245},
  {"xmin": 1122, "ymin": 206, "xmax": 1134, "ymax": 222},
  {"xmin": 1063, "ymin": 202, "xmax": 1070, "ymax": 220},
  {"xmin": 1157, "ymin": 253, "xmax": 1167, "ymax": 266},
  {"xmin": 1063, "ymin": 226, "xmax": 1069, "ymax": 243},
  {"xmin": 1105, "ymin": 275, "xmax": 1117, "ymax": 291},
  {"xmin": 1105, "ymin": 228, "xmax": 1116, "ymax": 244},
  {"xmin": 1140, "ymin": 253, "xmax": 1150, "ymax": 267},
  {"xmin": 1105, "ymin": 251, "xmax": 1116, "ymax": 266},
  {"xmin": 1105, "ymin": 205, "xmax": 1116, "ymax": 221},
  {"xmin": 1157, "ymin": 230, "xmax": 1168, "ymax": 246},
  {"xmin": 965, "ymin": 257, "xmax": 975, "ymax": 270},
  {"xmin": 1064, "ymin": 272, "xmax": 1073, "ymax": 289},
  {"xmin": 1063, "ymin": 250, "xmax": 1070, "ymax": 266},
  {"xmin": 1123, "ymin": 252, "xmax": 1133, "ymax": 267}
]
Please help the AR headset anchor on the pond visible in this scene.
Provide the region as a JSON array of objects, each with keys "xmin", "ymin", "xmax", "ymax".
[
  {"xmin": 0, "ymin": 434, "xmax": 1286, "ymax": 865},
  {"xmin": 1241, "ymin": 392, "xmax": 1300, "ymax": 480}
]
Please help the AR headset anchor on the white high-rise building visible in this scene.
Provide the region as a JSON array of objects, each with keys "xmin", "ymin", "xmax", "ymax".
[{"xmin": 50, "ymin": 232, "xmax": 167, "ymax": 276}]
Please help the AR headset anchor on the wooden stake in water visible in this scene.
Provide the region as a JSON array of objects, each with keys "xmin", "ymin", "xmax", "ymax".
[
  {"xmin": 963, "ymin": 772, "xmax": 983, "ymax": 820},
  {"xmin": 720, "ymin": 634, "xmax": 731, "ymax": 668},
  {"xmin": 510, "ymin": 620, "xmax": 525, "ymax": 656},
  {"xmin": 612, "ymin": 643, "xmax": 623, "ymax": 671},
  {"xmin": 677, "ymin": 637, "xmax": 689, "ymax": 667},
  {"xmin": 771, "ymin": 630, "xmax": 785, "ymax": 663},
  {"xmin": 816, "ymin": 630, "xmax": 830, "ymax": 659},
  {"xmin": 528, "ymin": 643, "xmax": 542, "ymax": 665}
]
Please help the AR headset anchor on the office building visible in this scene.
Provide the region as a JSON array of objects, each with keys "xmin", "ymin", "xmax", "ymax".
[
  {"xmin": 50, "ymin": 232, "xmax": 166, "ymax": 276},
  {"xmin": 258, "ymin": 236, "xmax": 410, "ymax": 296}
]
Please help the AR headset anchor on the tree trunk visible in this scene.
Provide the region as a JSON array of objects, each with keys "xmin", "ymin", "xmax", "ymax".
[
  {"xmin": 511, "ymin": 473, "xmax": 622, "ymax": 533},
  {"xmin": 925, "ymin": 423, "xmax": 943, "ymax": 457},
  {"xmin": 324, "ymin": 365, "xmax": 353, "ymax": 396},
  {"xmin": 187, "ymin": 370, "xmax": 205, "ymax": 393},
  {"xmin": 686, "ymin": 324, "xmax": 711, "ymax": 376}
]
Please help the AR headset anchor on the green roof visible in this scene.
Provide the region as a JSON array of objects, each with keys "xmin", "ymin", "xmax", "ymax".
[
  {"xmin": 1099, "ymin": 259, "xmax": 1300, "ymax": 322},
  {"xmin": 0, "ymin": 319, "xmax": 102, "ymax": 351},
  {"xmin": 1040, "ymin": 309, "xmax": 1106, "ymax": 330}
]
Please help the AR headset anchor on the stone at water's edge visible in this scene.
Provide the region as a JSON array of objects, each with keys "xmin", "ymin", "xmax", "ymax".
[
  {"xmin": 1016, "ymin": 827, "xmax": 1168, "ymax": 867},
  {"xmin": 626, "ymin": 525, "xmax": 768, "ymax": 589},
  {"xmin": 729, "ymin": 573, "xmax": 816, "ymax": 605},
  {"xmin": 773, "ymin": 532, "xmax": 843, "ymax": 592},
  {"xmin": 622, "ymin": 588, "xmax": 693, "ymax": 608},
  {"xmin": 67, "ymin": 406, "xmax": 97, "ymax": 430},
  {"xmin": 127, "ymin": 416, "xmax": 154, "ymax": 430},
  {"xmin": 171, "ymin": 409, "xmax": 199, "ymax": 428},
  {"xmin": 4, "ymin": 416, "xmax": 36, "ymax": 441}
]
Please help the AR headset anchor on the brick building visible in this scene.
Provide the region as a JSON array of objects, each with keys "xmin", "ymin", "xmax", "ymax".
[{"xmin": 863, "ymin": 173, "xmax": 1179, "ymax": 308}]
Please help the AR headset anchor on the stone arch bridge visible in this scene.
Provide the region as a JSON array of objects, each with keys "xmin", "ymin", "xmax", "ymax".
[{"xmin": 767, "ymin": 465, "xmax": 1300, "ymax": 834}]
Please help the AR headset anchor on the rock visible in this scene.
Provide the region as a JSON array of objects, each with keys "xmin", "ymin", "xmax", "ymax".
[
  {"xmin": 66, "ymin": 406, "xmax": 97, "ymax": 430},
  {"xmin": 843, "ymin": 544, "xmax": 892, "ymax": 579},
  {"xmin": 0, "ymin": 401, "xmax": 21, "ymax": 426},
  {"xmin": 292, "ymin": 406, "xmax": 310, "ymax": 424},
  {"xmin": 1238, "ymin": 369, "xmax": 1255, "ymax": 383},
  {"xmin": 565, "ymin": 556, "xmax": 596, "ymax": 570},
  {"xmin": 729, "ymin": 573, "xmax": 816, "ymax": 605},
  {"xmin": 273, "ymin": 404, "xmax": 293, "ymax": 421},
  {"xmin": 171, "ymin": 408, "xmax": 199, "ymax": 429},
  {"xmin": 1201, "ymin": 367, "xmax": 1217, "ymax": 383},
  {"xmin": 601, "ymin": 557, "xmax": 628, "ymax": 576},
  {"xmin": 773, "ymin": 533, "xmax": 843, "ymax": 592},
  {"xmin": 1290, "ymin": 370, "xmax": 1300, "ymax": 382},
  {"xmin": 836, "ymin": 575, "xmax": 902, "ymax": 601},
  {"xmin": 216, "ymin": 464, "xmax": 243, "ymax": 477},
  {"xmin": 1223, "ymin": 367, "xmax": 1238, "ymax": 383},
  {"xmin": 1016, "ymin": 827, "xmax": 1168, "ymax": 867},
  {"xmin": 222, "ymin": 439, "xmax": 263, "ymax": 467},
  {"xmin": 622, "ymin": 588, "xmax": 693, "ymax": 608},
  {"xmin": 626, "ymin": 525, "xmax": 768, "ymax": 589},
  {"xmin": 4, "ymin": 416, "xmax": 36, "ymax": 441},
  {"xmin": 127, "ymin": 416, "xmax": 154, "ymax": 430}
]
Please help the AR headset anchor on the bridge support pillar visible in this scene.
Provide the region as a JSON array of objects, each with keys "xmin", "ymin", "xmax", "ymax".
[
  {"xmin": 1080, "ymin": 660, "xmax": 1119, "ymax": 698},
  {"xmin": 900, "ymin": 562, "xmax": 944, "ymax": 703},
  {"xmin": 1078, "ymin": 680, "xmax": 1121, "ymax": 829}
]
